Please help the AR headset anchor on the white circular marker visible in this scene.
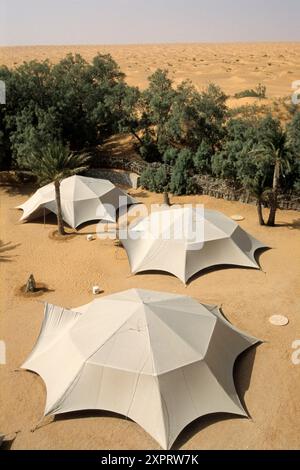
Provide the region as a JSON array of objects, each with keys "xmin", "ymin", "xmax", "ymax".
[
  {"xmin": 269, "ymin": 315, "xmax": 289, "ymax": 326},
  {"xmin": 231, "ymin": 215, "xmax": 245, "ymax": 221}
]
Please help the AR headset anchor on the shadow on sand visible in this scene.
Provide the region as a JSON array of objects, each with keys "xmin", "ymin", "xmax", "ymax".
[
  {"xmin": 274, "ymin": 218, "xmax": 300, "ymax": 230},
  {"xmin": 0, "ymin": 240, "xmax": 20, "ymax": 262},
  {"xmin": 2, "ymin": 183, "xmax": 37, "ymax": 197}
]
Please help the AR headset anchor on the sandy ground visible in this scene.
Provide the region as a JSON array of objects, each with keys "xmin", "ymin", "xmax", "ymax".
[
  {"xmin": 0, "ymin": 184, "xmax": 299, "ymax": 450},
  {"xmin": 1, "ymin": 43, "xmax": 300, "ymax": 98}
]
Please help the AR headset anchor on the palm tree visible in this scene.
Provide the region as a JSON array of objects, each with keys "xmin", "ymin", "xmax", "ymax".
[
  {"xmin": 238, "ymin": 140, "xmax": 269, "ymax": 226},
  {"xmin": 241, "ymin": 170, "xmax": 268, "ymax": 226},
  {"xmin": 21, "ymin": 141, "xmax": 91, "ymax": 235},
  {"xmin": 249, "ymin": 181, "xmax": 268, "ymax": 226},
  {"xmin": 252, "ymin": 131, "xmax": 291, "ymax": 226}
]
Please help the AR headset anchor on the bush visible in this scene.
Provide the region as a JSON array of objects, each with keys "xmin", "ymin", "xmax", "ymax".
[
  {"xmin": 169, "ymin": 149, "xmax": 196, "ymax": 195},
  {"xmin": 140, "ymin": 165, "xmax": 169, "ymax": 193},
  {"xmin": 139, "ymin": 138, "xmax": 162, "ymax": 162},
  {"xmin": 11, "ymin": 106, "xmax": 61, "ymax": 167},
  {"xmin": 193, "ymin": 141, "xmax": 213, "ymax": 174},
  {"xmin": 163, "ymin": 147, "xmax": 178, "ymax": 166},
  {"xmin": 234, "ymin": 83, "xmax": 266, "ymax": 99},
  {"xmin": 153, "ymin": 165, "xmax": 169, "ymax": 192},
  {"xmin": 293, "ymin": 179, "xmax": 300, "ymax": 193}
]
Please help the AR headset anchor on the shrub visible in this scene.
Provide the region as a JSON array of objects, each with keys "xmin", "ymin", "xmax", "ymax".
[
  {"xmin": 193, "ymin": 141, "xmax": 213, "ymax": 174},
  {"xmin": 234, "ymin": 83, "xmax": 266, "ymax": 99},
  {"xmin": 140, "ymin": 166, "xmax": 157, "ymax": 192},
  {"xmin": 163, "ymin": 147, "xmax": 178, "ymax": 166},
  {"xmin": 169, "ymin": 149, "xmax": 196, "ymax": 195},
  {"xmin": 140, "ymin": 165, "xmax": 169, "ymax": 193}
]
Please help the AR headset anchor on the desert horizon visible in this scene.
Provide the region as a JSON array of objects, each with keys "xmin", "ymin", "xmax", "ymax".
[{"xmin": 1, "ymin": 42, "xmax": 300, "ymax": 99}]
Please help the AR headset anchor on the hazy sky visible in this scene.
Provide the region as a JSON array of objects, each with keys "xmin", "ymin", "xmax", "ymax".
[{"xmin": 1, "ymin": 0, "xmax": 300, "ymax": 46}]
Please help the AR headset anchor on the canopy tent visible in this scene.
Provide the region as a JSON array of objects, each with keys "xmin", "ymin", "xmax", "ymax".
[
  {"xmin": 16, "ymin": 175, "xmax": 137, "ymax": 228},
  {"xmin": 22, "ymin": 289, "xmax": 258, "ymax": 449},
  {"xmin": 120, "ymin": 207, "xmax": 267, "ymax": 283}
]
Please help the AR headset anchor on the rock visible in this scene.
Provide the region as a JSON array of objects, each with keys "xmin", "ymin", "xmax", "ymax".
[{"xmin": 25, "ymin": 274, "xmax": 36, "ymax": 293}]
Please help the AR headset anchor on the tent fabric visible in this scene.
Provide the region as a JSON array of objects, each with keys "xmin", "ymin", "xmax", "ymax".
[
  {"xmin": 16, "ymin": 175, "xmax": 137, "ymax": 228},
  {"xmin": 120, "ymin": 207, "xmax": 267, "ymax": 283},
  {"xmin": 22, "ymin": 289, "xmax": 259, "ymax": 449}
]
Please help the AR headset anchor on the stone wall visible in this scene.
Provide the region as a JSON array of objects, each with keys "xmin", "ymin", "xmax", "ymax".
[
  {"xmin": 0, "ymin": 171, "xmax": 36, "ymax": 185},
  {"xmin": 86, "ymin": 168, "xmax": 140, "ymax": 189},
  {"xmin": 95, "ymin": 157, "xmax": 300, "ymax": 211},
  {"xmin": 92, "ymin": 154, "xmax": 148, "ymax": 175},
  {"xmin": 1, "ymin": 167, "xmax": 299, "ymax": 211},
  {"xmin": 192, "ymin": 174, "xmax": 300, "ymax": 211}
]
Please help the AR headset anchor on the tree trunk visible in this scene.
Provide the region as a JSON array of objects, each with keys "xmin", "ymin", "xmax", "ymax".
[
  {"xmin": 267, "ymin": 159, "xmax": 280, "ymax": 227},
  {"xmin": 54, "ymin": 180, "xmax": 65, "ymax": 235},
  {"xmin": 257, "ymin": 198, "xmax": 265, "ymax": 226},
  {"xmin": 163, "ymin": 190, "xmax": 170, "ymax": 206},
  {"xmin": 267, "ymin": 195, "xmax": 277, "ymax": 227},
  {"xmin": 131, "ymin": 130, "xmax": 144, "ymax": 145}
]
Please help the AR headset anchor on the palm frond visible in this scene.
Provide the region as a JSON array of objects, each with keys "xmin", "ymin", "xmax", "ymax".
[{"xmin": 21, "ymin": 141, "xmax": 91, "ymax": 185}]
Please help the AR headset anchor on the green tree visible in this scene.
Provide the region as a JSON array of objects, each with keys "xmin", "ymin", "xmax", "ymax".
[
  {"xmin": 19, "ymin": 141, "xmax": 91, "ymax": 235},
  {"xmin": 12, "ymin": 106, "xmax": 61, "ymax": 164},
  {"xmin": 251, "ymin": 130, "xmax": 291, "ymax": 226},
  {"xmin": 212, "ymin": 118, "xmax": 258, "ymax": 180},
  {"xmin": 143, "ymin": 69, "xmax": 176, "ymax": 152},
  {"xmin": 236, "ymin": 141, "xmax": 271, "ymax": 225},
  {"xmin": 170, "ymin": 149, "xmax": 195, "ymax": 195},
  {"xmin": 193, "ymin": 141, "xmax": 213, "ymax": 174},
  {"xmin": 286, "ymin": 112, "xmax": 300, "ymax": 192},
  {"xmin": 0, "ymin": 53, "xmax": 131, "ymax": 169}
]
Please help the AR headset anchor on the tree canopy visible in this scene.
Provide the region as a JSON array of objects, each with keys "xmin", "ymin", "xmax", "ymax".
[{"xmin": 0, "ymin": 54, "xmax": 299, "ymax": 225}]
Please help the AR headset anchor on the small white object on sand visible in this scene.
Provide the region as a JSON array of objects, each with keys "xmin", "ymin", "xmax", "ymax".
[
  {"xmin": 231, "ymin": 215, "xmax": 245, "ymax": 221},
  {"xmin": 87, "ymin": 234, "xmax": 94, "ymax": 241},
  {"xmin": 92, "ymin": 286, "xmax": 101, "ymax": 295},
  {"xmin": 269, "ymin": 315, "xmax": 289, "ymax": 326}
]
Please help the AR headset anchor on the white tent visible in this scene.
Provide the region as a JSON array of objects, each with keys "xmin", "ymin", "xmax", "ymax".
[
  {"xmin": 120, "ymin": 207, "xmax": 267, "ymax": 283},
  {"xmin": 16, "ymin": 175, "xmax": 137, "ymax": 228},
  {"xmin": 22, "ymin": 289, "xmax": 258, "ymax": 449}
]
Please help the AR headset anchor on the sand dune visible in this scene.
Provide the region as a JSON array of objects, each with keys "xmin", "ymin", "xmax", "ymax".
[{"xmin": 1, "ymin": 43, "xmax": 300, "ymax": 97}]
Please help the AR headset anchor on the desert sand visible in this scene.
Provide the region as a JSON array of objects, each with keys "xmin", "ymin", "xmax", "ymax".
[
  {"xmin": 1, "ymin": 43, "xmax": 300, "ymax": 99},
  {"xmin": 0, "ymin": 184, "xmax": 299, "ymax": 450}
]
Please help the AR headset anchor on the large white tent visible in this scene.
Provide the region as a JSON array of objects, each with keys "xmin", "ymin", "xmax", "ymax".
[
  {"xmin": 22, "ymin": 289, "xmax": 258, "ymax": 449},
  {"xmin": 120, "ymin": 207, "xmax": 267, "ymax": 283},
  {"xmin": 16, "ymin": 175, "xmax": 137, "ymax": 228}
]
